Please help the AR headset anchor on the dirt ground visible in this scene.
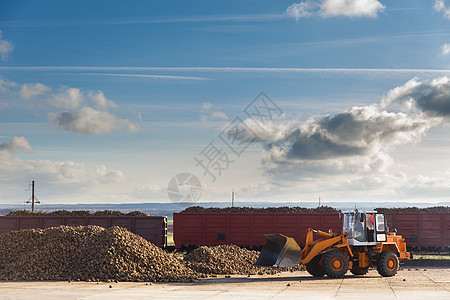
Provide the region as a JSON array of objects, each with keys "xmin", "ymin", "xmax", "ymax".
[{"xmin": 0, "ymin": 268, "xmax": 449, "ymax": 300}]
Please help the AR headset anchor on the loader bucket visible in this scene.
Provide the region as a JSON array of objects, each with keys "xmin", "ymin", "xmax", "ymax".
[{"xmin": 254, "ymin": 234, "xmax": 302, "ymax": 268}]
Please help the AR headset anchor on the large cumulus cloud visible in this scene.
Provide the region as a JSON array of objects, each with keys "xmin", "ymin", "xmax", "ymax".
[
  {"xmin": 229, "ymin": 77, "xmax": 450, "ymax": 197},
  {"xmin": 266, "ymin": 105, "xmax": 428, "ymax": 162},
  {"xmin": 382, "ymin": 77, "xmax": 450, "ymax": 119}
]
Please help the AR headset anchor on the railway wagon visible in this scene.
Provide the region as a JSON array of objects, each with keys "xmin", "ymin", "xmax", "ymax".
[
  {"xmin": 0, "ymin": 215, "xmax": 168, "ymax": 248},
  {"xmin": 173, "ymin": 212, "xmax": 341, "ymax": 249},
  {"xmin": 384, "ymin": 212, "xmax": 450, "ymax": 249},
  {"xmin": 174, "ymin": 212, "xmax": 450, "ymax": 250}
]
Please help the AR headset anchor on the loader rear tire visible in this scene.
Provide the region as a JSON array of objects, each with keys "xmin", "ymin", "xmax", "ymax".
[
  {"xmin": 377, "ymin": 251, "xmax": 398, "ymax": 277},
  {"xmin": 306, "ymin": 255, "xmax": 325, "ymax": 277},
  {"xmin": 322, "ymin": 250, "xmax": 349, "ymax": 278},
  {"xmin": 350, "ymin": 267, "xmax": 369, "ymax": 275}
]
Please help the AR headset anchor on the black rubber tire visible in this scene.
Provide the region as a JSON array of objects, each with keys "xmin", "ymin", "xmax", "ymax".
[
  {"xmin": 306, "ymin": 255, "xmax": 325, "ymax": 277},
  {"xmin": 377, "ymin": 251, "xmax": 399, "ymax": 277},
  {"xmin": 350, "ymin": 267, "xmax": 369, "ymax": 275},
  {"xmin": 322, "ymin": 250, "xmax": 349, "ymax": 278}
]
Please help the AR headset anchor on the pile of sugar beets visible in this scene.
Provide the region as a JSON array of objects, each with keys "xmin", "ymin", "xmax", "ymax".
[
  {"xmin": 181, "ymin": 206, "xmax": 340, "ymax": 213},
  {"xmin": 0, "ymin": 226, "xmax": 197, "ymax": 282},
  {"xmin": 182, "ymin": 206, "xmax": 450, "ymax": 213},
  {"xmin": 6, "ymin": 210, "xmax": 149, "ymax": 216},
  {"xmin": 0, "ymin": 225, "xmax": 300, "ymax": 282}
]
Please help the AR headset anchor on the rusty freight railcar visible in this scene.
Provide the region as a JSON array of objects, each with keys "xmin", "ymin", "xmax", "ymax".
[
  {"xmin": 0, "ymin": 216, "xmax": 168, "ymax": 248},
  {"xmin": 174, "ymin": 211, "xmax": 450, "ymax": 250},
  {"xmin": 173, "ymin": 212, "xmax": 341, "ymax": 249},
  {"xmin": 385, "ymin": 212, "xmax": 450, "ymax": 250}
]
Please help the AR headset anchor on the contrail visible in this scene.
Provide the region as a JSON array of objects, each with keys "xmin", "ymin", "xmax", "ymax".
[{"xmin": 2, "ymin": 66, "xmax": 450, "ymax": 74}]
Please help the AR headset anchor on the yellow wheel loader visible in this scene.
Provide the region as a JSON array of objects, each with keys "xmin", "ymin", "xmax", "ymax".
[{"xmin": 255, "ymin": 211, "xmax": 410, "ymax": 278}]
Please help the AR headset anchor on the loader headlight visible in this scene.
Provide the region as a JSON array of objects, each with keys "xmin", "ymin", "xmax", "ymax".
[{"xmin": 377, "ymin": 233, "xmax": 386, "ymax": 242}]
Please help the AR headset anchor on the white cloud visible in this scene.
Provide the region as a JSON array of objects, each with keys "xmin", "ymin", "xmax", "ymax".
[
  {"xmin": 210, "ymin": 111, "xmax": 228, "ymax": 120},
  {"xmin": 0, "ymin": 78, "xmax": 17, "ymax": 93},
  {"xmin": 286, "ymin": 1, "xmax": 319, "ymax": 20},
  {"xmin": 262, "ymin": 105, "xmax": 428, "ymax": 163},
  {"xmin": 0, "ymin": 139, "xmax": 125, "ymax": 185},
  {"xmin": 87, "ymin": 90, "xmax": 118, "ymax": 110},
  {"xmin": 20, "ymin": 83, "xmax": 50, "ymax": 100},
  {"xmin": 0, "ymin": 137, "xmax": 126, "ymax": 204},
  {"xmin": 230, "ymin": 119, "xmax": 295, "ymax": 142},
  {"xmin": 286, "ymin": 0, "xmax": 385, "ymax": 20},
  {"xmin": 320, "ymin": 0, "xmax": 385, "ymax": 18},
  {"xmin": 2, "ymin": 78, "xmax": 136, "ymax": 135},
  {"xmin": 442, "ymin": 43, "xmax": 450, "ymax": 55},
  {"xmin": 134, "ymin": 184, "xmax": 164, "ymax": 198},
  {"xmin": 0, "ymin": 136, "xmax": 33, "ymax": 153},
  {"xmin": 199, "ymin": 102, "xmax": 228, "ymax": 121},
  {"xmin": 50, "ymin": 161, "xmax": 125, "ymax": 185},
  {"xmin": 49, "ymin": 107, "xmax": 138, "ymax": 135},
  {"xmin": 0, "ymin": 30, "xmax": 14, "ymax": 61},
  {"xmin": 202, "ymin": 102, "xmax": 213, "ymax": 110},
  {"xmin": 46, "ymin": 87, "xmax": 83, "ymax": 109},
  {"xmin": 435, "ymin": 0, "xmax": 450, "ymax": 19},
  {"xmin": 0, "ymin": 137, "xmax": 127, "ymax": 205},
  {"xmin": 382, "ymin": 76, "xmax": 450, "ymax": 119}
]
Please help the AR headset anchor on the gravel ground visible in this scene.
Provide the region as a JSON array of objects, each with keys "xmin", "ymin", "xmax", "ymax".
[{"xmin": 0, "ymin": 269, "xmax": 449, "ymax": 300}]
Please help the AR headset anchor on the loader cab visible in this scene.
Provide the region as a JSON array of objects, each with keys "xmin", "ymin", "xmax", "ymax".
[{"xmin": 342, "ymin": 211, "xmax": 387, "ymax": 246}]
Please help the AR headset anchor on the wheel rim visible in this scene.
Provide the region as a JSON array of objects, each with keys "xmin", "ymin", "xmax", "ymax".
[
  {"xmin": 331, "ymin": 257, "xmax": 344, "ymax": 271},
  {"xmin": 387, "ymin": 257, "xmax": 396, "ymax": 271}
]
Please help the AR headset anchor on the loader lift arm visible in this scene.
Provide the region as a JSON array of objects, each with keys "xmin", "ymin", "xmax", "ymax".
[
  {"xmin": 255, "ymin": 228, "xmax": 353, "ymax": 268},
  {"xmin": 300, "ymin": 229, "xmax": 353, "ymax": 265}
]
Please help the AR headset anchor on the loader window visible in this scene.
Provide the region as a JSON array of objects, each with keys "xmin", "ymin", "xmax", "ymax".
[
  {"xmin": 353, "ymin": 213, "xmax": 366, "ymax": 242},
  {"xmin": 342, "ymin": 213, "xmax": 354, "ymax": 237},
  {"xmin": 342, "ymin": 212, "xmax": 366, "ymax": 242},
  {"xmin": 376, "ymin": 214, "xmax": 386, "ymax": 232}
]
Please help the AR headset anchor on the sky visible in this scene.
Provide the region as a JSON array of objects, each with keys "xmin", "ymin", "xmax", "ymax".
[{"xmin": 1, "ymin": 0, "xmax": 450, "ymax": 206}]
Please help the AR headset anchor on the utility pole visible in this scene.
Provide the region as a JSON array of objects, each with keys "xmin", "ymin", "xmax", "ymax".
[
  {"xmin": 26, "ymin": 181, "xmax": 40, "ymax": 213},
  {"xmin": 231, "ymin": 189, "xmax": 235, "ymax": 207}
]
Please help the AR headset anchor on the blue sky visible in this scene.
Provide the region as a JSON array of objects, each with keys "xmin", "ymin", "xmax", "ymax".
[{"xmin": 1, "ymin": 0, "xmax": 450, "ymax": 206}]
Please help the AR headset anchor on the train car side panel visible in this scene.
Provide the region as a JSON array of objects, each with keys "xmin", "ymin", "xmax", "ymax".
[
  {"xmin": 0, "ymin": 216, "xmax": 167, "ymax": 247},
  {"xmin": 386, "ymin": 213, "xmax": 420, "ymax": 247},
  {"xmin": 173, "ymin": 213, "xmax": 204, "ymax": 247},
  {"xmin": 229, "ymin": 214, "xmax": 252, "ymax": 247},
  {"xmin": 204, "ymin": 214, "xmax": 228, "ymax": 245},
  {"xmin": 419, "ymin": 214, "xmax": 443, "ymax": 248}
]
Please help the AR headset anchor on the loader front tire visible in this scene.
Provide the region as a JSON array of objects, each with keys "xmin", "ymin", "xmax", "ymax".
[
  {"xmin": 306, "ymin": 255, "xmax": 325, "ymax": 277},
  {"xmin": 377, "ymin": 251, "xmax": 398, "ymax": 277},
  {"xmin": 322, "ymin": 250, "xmax": 349, "ymax": 278}
]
